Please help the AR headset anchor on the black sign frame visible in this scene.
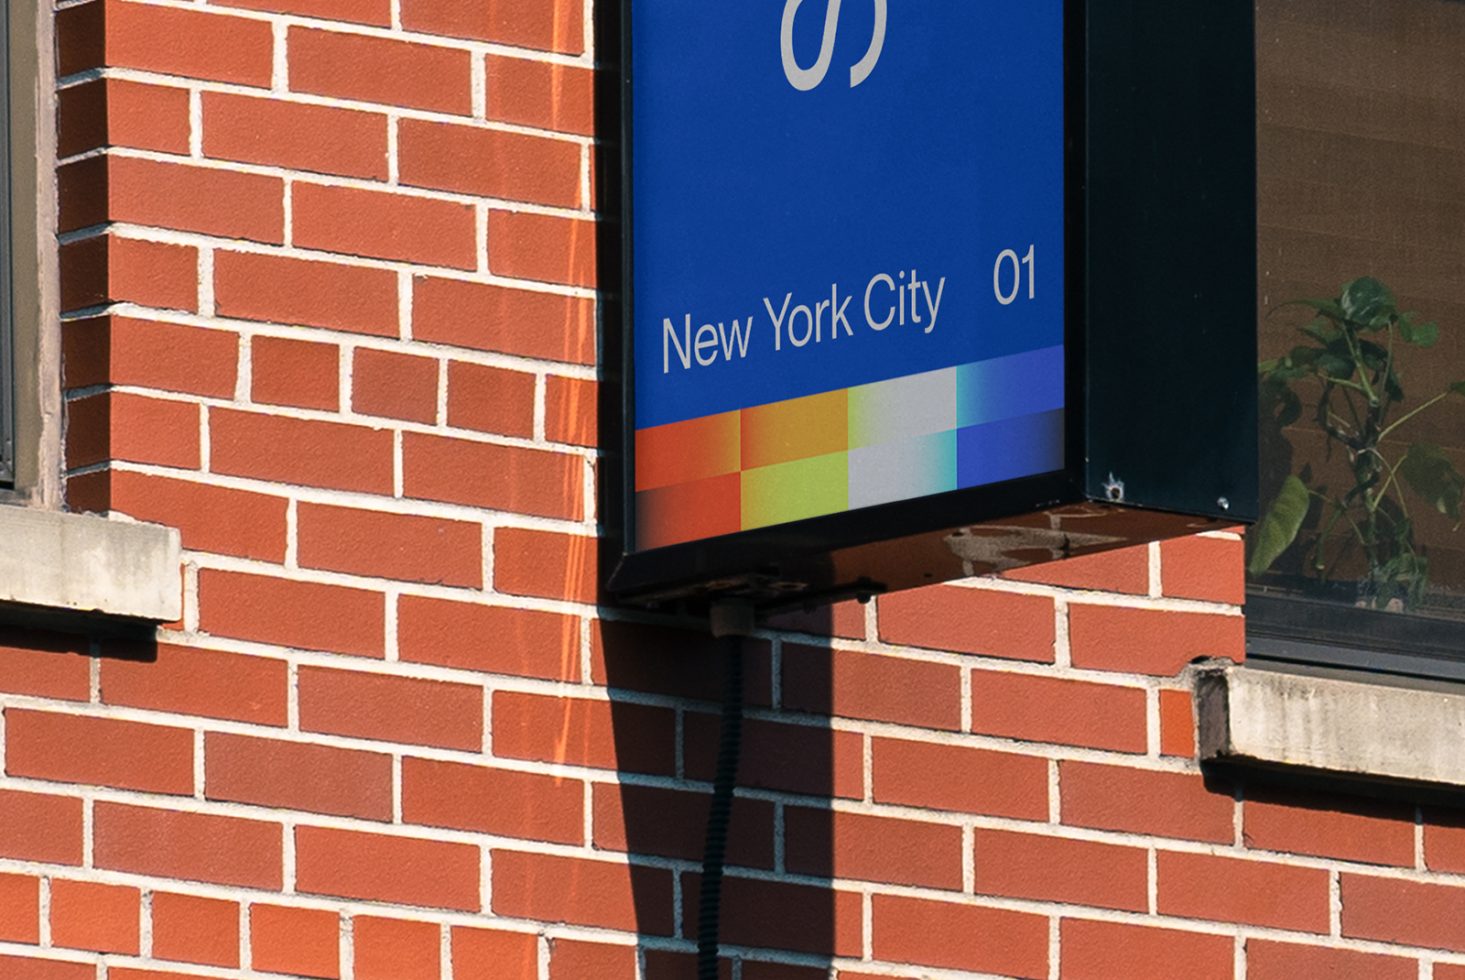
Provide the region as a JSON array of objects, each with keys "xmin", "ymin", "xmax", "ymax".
[{"xmin": 600, "ymin": 0, "xmax": 1257, "ymax": 610}]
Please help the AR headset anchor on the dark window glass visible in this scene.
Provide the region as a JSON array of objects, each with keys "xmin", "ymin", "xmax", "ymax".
[{"xmin": 1251, "ymin": 0, "xmax": 1465, "ymax": 672}]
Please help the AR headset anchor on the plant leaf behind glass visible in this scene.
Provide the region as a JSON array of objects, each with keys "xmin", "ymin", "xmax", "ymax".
[{"xmin": 1251, "ymin": 277, "xmax": 1465, "ymax": 610}]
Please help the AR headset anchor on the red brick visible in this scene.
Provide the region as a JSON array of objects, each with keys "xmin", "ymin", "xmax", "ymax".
[
  {"xmin": 1060, "ymin": 919, "xmax": 1232, "ymax": 980},
  {"xmin": 486, "ymin": 55, "xmax": 593, "ymax": 136},
  {"xmin": 5, "ymin": 709, "xmax": 193, "ymax": 795},
  {"xmin": 107, "ymin": 1, "xmax": 274, "ymax": 86},
  {"xmin": 879, "ymin": 586, "xmax": 1055, "ymax": 662},
  {"xmin": 1438, "ymin": 967, "xmax": 1465, "ymax": 980},
  {"xmin": 110, "ymin": 241, "xmax": 200, "ymax": 313},
  {"xmin": 401, "ymin": 0, "xmax": 584, "ymax": 54},
  {"xmin": 66, "ymin": 313, "xmax": 234, "ymax": 392},
  {"xmin": 210, "ymin": 408, "xmax": 394, "ymax": 494},
  {"xmin": 57, "ymin": 155, "xmax": 108, "ymax": 233},
  {"xmin": 355, "ymin": 916, "xmax": 438, "ymax": 980},
  {"xmin": 112, "ymin": 971, "xmax": 222, "ymax": 980},
  {"xmin": 403, "ymin": 432, "xmax": 584, "ymax": 519},
  {"xmin": 445, "ymin": 361, "xmax": 535, "ymax": 437},
  {"xmin": 1061, "ymin": 761, "xmax": 1234, "ymax": 843},
  {"xmin": 101, "ymin": 642, "xmax": 287, "ymax": 726},
  {"xmin": 0, "ymin": 791, "xmax": 84, "ymax": 865},
  {"xmin": 402, "ymin": 757, "xmax": 581, "ymax": 844},
  {"xmin": 51, "ymin": 880, "xmax": 138, "ymax": 955},
  {"xmin": 1158, "ymin": 851, "xmax": 1330, "ymax": 932},
  {"xmin": 1341, "ymin": 874, "xmax": 1465, "ymax": 951},
  {"xmin": 199, "ymin": 569, "xmax": 384, "ymax": 658},
  {"xmin": 295, "ymin": 182, "xmax": 476, "ymax": 269},
  {"xmin": 351, "ymin": 347, "xmax": 439, "ymax": 423},
  {"xmin": 56, "ymin": 1, "xmax": 105, "ymax": 76},
  {"xmin": 1159, "ymin": 688, "xmax": 1196, "ymax": 757},
  {"xmin": 1246, "ymin": 940, "xmax": 1415, "ymax": 980},
  {"xmin": 1161, "ymin": 534, "xmax": 1245, "ymax": 604},
  {"xmin": 970, "ymin": 670, "xmax": 1148, "ymax": 753},
  {"xmin": 1068, "ymin": 604, "xmax": 1245, "ymax": 676},
  {"xmin": 60, "ymin": 315, "xmax": 109, "ymax": 389},
  {"xmin": 0, "ymin": 957, "xmax": 93, "ymax": 980},
  {"xmin": 764, "ymin": 601, "xmax": 867, "ymax": 640},
  {"xmin": 872, "ymin": 894, "xmax": 1047, "ymax": 976},
  {"xmin": 545, "ymin": 374, "xmax": 596, "ymax": 446},
  {"xmin": 289, "ymin": 27, "xmax": 472, "ymax": 114},
  {"xmin": 109, "ymin": 157, "xmax": 284, "ymax": 243},
  {"xmin": 296, "ymin": 826, "xmax": 480, "ymax": 911},
  {"xmin": 251, "ymin": 904, "xmax": 340, "ymax": 980},
  {"xmin": 106, "ymin": 470, "xmax": 287, "ymax": 561},
  {"xmin": 550, "ymin": 940, "xmax": 635, "ymax": 978},
  {"xmin": 61, "ymin": 240, "xmax": 199, "ymax": 314},
  {"xmin": 494, "ymin": 528, "xmax": 596, "ymax": 603},
  {"xmin": 1244, "ymin": 787, "xmax": 1414, "ymax": 866},
  {"xmin": 786, "ymin": 809, "xmax": 963, "ymax": 891},
  {"xmin": 66, "ymin": 391, "xmax": 200, "ymax": 469},
  {"xmin": 412, "ymin": 276, "xmax": 595, "ymax": 364},
  {"xmin": 644, "ymin": 951, "xmax": 732, "ymax": 980},
  {"xmin": 487, "ymin": 210, "xmax": 595, "ymax": 288},
  {"xmin": 58, "ymin": 238, "xmax": 107, "ymax": 313},
  {"xmin": 452, "ymin": 927, "xmax": 537, "ymax": 980},
  {"xmin": 1426, "ymin": 808, "xmax": 1465, "ymax": 873},
  {"xmin": 152, "ymin": 892, "xmax": 239, "ymax": 968},
  {"xmin": 298, "ymin": 504, "xmax": 481, "ymax": 587},
  {"xmin": 590, "ymin": 619, "xmax": 772, "ymax": 706},
  {"xmin": 494, "ymin": 850, "xmax": 670, "ymax": 935},
  {"xmin": 215, "ymin": 0, "xmax": 390, "ymax": 26},
  {"xmin": 205, "ymin": 92, "xmax": 387, "ymax": 180},
  {"xmin": 974, "ymin": 830, "xmax": 1147, "ymax": 911},
  {"xmin": 58, "ymin": 78, "xmax": 191, "ymax": 157},
  {"xmin": 742, "ymin": 966, "xmax": 826, "ymax": 980},
  {"xmin": 592, "ymin": 783, "xmax": 774, "ymax": 870},
  {"xmin": 872, "ymin": 737, "xmax": 1049, "ymax": 820},
  {"xmin": 94, "ymin": 803, "xmax": 283, "ymax": 889},
  {"xmin": 65, "ymin": 470, "xmax": 109, "ymax": 514},
  {"xmin": 217, "ymin": 251, "xmax": 398, "ymax": 337},
  {"xmin": 782, "ymin": 645, "xmax": 961, "ymax": 730},
  {"xmin": 492, "ymin": 691, "xmax": 674, "ymax": 776},
  {"xmin": 0, "ymin": 874, "xmax": 38, "ymax": 944},
  {"xmin": 0, "ymin": 628, "xmax": 90, "ymax": 702},
  {"xmin": 250, "ymin": 335, "xmax": 341, "ymax": 411},
  {"xmin": 299, "ymin": 666, "xmax": 483, "ymax": 751},
  {"xmin": 1004, "ymin": 544, "xmax": 1150, "ymax": 593},
  {"xmin": 399, "ymin": 119, "xmax": 580, "ymax": 208},
  {"xmin": 685, "ymin": 714, "xmax": 864, "ymax": 799},
  {"xmin": 206, "ymin": 733, "xmax": 392, "ymax": 821},
  {"xmin": 398, "ymin": 596, "xmax": 577, "ymax": 680}
]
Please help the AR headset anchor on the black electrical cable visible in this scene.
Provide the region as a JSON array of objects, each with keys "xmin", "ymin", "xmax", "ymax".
[{"xmin": 697, "ymin": 633, "xmax": 745, "ymax": 980}]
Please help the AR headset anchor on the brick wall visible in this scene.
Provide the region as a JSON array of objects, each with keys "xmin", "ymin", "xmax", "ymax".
[{"xmin": 0, "ymin": 0, "xmax": 1458, "ymax": 978}]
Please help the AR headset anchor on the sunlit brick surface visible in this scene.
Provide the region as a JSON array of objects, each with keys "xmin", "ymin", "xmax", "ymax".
[{"xmin": 3, "ymin": 1, "xmax": 1451, "ymax": 978}]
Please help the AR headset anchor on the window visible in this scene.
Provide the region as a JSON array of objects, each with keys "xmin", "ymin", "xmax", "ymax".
[
  {"xmin": 1249, "ymin": 0, "xmax": 1465, "ymax": 678},
  {"xmin": 1, "ymin": 0, "xmax": 58, "ymax": 506},
  {"xmin": 0, "ymin": 0, "xmax": 179, "ymax": 625}
]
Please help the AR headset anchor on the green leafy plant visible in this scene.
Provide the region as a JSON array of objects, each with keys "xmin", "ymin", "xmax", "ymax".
[{"xmin": 1251, "ymin": 276, "xmax": 1465, "ymax": 610}]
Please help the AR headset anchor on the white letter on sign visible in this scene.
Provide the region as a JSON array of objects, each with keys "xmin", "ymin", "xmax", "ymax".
[{"xmin": 781, "ymin": 0, "xmax": 887, "ymax": 91}]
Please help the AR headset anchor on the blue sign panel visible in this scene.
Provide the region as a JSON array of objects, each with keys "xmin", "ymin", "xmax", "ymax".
[{"xmin": 631, "ymin": 1, "xmax": 1066, "ymax": 551}]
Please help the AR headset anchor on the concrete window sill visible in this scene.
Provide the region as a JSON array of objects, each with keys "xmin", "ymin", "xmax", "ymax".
[
  {"xmin": 1197, "ymin": 662, "xmax": 1465, "ymax": 790},
  {"xmin": 0, "ymin": 505, "xmax": 181, "ymax": 625}
]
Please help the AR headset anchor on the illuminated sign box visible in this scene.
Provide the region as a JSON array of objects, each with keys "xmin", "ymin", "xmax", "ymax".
[{"xmin": 608, "ymin": 1, "xmax": 1257, "ymax": 607}]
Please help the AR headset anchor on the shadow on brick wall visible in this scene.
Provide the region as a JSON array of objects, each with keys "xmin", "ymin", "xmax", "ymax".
[
  {"xmin": 596, "ymin": 611, "xmax": 841, "ymax": 979},
  {"xmin": 591, "ymin": 6, "xmax": 841, "ymax": 966}
]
